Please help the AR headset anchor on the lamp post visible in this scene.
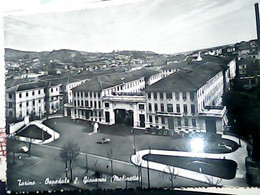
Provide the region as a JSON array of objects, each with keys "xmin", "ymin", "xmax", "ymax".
[
  {"xmin": 131, "ymin": 129, "xmax": 136, "ymax": 155},
  {"xmin": 147, "ymin": 147, "xmax": 151, "ymax": 189}
]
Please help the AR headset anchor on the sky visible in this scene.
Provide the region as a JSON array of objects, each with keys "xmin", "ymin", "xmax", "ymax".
[{"xmin": 3, "ymin": 0, "xmax": 259, "ymax": 54}]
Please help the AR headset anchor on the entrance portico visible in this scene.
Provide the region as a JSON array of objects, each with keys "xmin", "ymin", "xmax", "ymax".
[{"xmin": 102, "ymin": 95, "xmax": 146, "ymax": 128}]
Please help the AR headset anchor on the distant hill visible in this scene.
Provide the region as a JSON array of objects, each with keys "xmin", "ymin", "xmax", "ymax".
[
  {"xmin": 45, "ymin": 49, "xmax": 85, "ymax": 63},
  {"xmin": 5, "ymin": 48, "xmax": 49, "ymax": 60}
]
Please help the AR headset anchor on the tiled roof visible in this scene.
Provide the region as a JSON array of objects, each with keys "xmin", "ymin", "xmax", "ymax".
[
  {"xmin": 146, "ymin": 62, "xmax": 223, "ymax": 92},
  {"xmin": 72, "ymin": 68, "xmax": 160, "ymax": 92}
]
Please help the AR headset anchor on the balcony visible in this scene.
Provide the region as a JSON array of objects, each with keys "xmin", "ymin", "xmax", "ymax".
[
  {"xmin": 102, "ymin": 95, "xmax": 145, "ymax": 103},
  {"xmin": 156, "ymin": 111, "xmax": 183, "ymax": 117},
  {"xmin": 199, "ymin": 106, "xmax": 226, "ymax": 118}
]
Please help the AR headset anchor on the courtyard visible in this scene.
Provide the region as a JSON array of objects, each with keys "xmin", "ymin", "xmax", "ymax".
[{"xmin": 6, "ymin": 116, "xmax": 248, "ymax": 192}]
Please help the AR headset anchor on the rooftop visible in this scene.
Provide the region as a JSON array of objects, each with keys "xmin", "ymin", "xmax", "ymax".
[
  {"xmin": 72, "ymin": 68, "xmax": 160, "ymax": 92},
  {"xmin": 146, "ymin": 62, "xmax": 223, "ymax": 92}
]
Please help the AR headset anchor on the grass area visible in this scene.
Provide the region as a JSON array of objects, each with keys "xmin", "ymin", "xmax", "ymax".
[
  {"xmin": 143, "ymin": 154, "xmax": 237, "ymax": 179},
  {"xmin": 17, "ymin": 125, "xmax": 51, "ymax": 140}
]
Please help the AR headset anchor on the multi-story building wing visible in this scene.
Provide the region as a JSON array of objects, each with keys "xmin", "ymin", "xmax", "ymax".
[
  {"xmin": 6, "ymin": 81, "xmax": 46, "ymax": 121},
  {"xmin": 46, "ymin": 82, "xmax": 62, "ymax": 114},
  {"xmin": 66, "ymin": 68, "xmax": 162, "ymax": 128},
  {"xmin": 145, "ymin": 62, "xmax": 227, "ymax": 134}
]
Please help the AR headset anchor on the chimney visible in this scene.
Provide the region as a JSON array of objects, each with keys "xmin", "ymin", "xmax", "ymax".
[{"xmin": 255, "ymin": 3, "xmax": 260, "ymax": 44}]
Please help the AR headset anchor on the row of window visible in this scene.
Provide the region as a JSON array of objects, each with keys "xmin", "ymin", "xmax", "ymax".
[
  {"xmin": 148, "ymin": 116, "xmax": 197, "ymax": 127},
  {"xmin": 74, "ymin": 91, "xmax": 100, "ymax": 99},
  {"xmin": 18, "ymin": 99, "xmax": 43, "ymax": 108},
  {"xmin": 50, "ymin": 87, "xmax": 59, "ymax": 93},
  {"xmin": 147, "ymin": 91, "xmax": 195, "ymax": 101},
  {"xmin": 74, "ymin": 100, "xmax": 101, "ymax": 108},
  {"xmin": 104, "ymin": 79, "xmax": 144, "ymax": 96},
  {"xmin": 148, "ymin": 103, "xmax": 196, "ymax": 114},
  {"xmin": 74, "ymin": 109, "xmax": 102, "ymax": 121},
  {"xmin": 16, "ymin": 89, "xmax": 43, "ymax": 99}
]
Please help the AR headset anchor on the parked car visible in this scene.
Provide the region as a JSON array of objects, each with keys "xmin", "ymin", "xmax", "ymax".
[
  {"xmin": 97, "ymin": 137, "xmax": 111, "ymax": 144},
  {"xmin": 18, "ymin": 146, "xmax": 29, "ymax": 153},
  {"xmin": 218, "ymin": 143, "xmax": 232, "ymax": 151}
]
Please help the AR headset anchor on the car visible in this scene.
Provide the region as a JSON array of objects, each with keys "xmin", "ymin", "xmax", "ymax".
[
  {"xmin": 218, "ymin": 143, "xmax": 232, "ymax": 151},
  {"xmin": 97, "ymin": 137, "xmax": 111, "ymax": 144},
  {"xmin": 18, "ymin": 146, "xmax": 29, "ymax": 153}
]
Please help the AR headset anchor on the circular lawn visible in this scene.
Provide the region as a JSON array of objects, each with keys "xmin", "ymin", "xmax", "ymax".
[
  {"xmin": 143, "ymin": 154, "xmax": 237, "ymax": 179},
  {"xmin": 16, "ymin": 124, "xmax": 51, "ymax": 141}
]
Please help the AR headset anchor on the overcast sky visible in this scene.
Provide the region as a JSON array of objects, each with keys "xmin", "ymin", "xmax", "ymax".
[{"xmin": 3, "ymin": 0, "xmax": 259, "ymax": 54}]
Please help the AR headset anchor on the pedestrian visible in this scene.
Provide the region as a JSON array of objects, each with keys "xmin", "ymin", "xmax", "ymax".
[{"xmin": 93, "ymin": 122, "xmax": 99, "ymax": 133}]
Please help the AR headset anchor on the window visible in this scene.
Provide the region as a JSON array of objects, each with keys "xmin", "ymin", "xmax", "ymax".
[
  {"xmin": 85, "ymin": 92, "xmax": 88, "ymax": 97},
  {"xmin": 161, "ymin": 117, "xmax": 165, "ymax": 124},
  {"xmin": 89, "ymin": 93, "xmax": 92, "ymax": 98},
  {"xmin": 192, "ymin": 119, "xmax": 196, "ymax": 127},
  {"xmin": 184, "ymin": 104, "xmax": 188, "ymax": 114},
  {"xmin": 56, "ymin": 87, "xmax": 58, "ymax": 91},
  {"xmin": 184, "ymin": 118, "xmax": 189, "ymax": 126},
  {"xmin": 74, "ymin": 100, "xmax": 77, "ymax": 106},
  {"xmin": 148, "ymin": 93, "xmax": 151, "ymax": 99},
  {"xmin": 154, "ymin": 103, "xmax": 158, "ymax": 112},
  {"xmin": 177, "ymin": 118, "xmax": 181, "ymax": 126},
  {"xmin": 98, "ymin": 101, "xmax": 101, "ymax": 108},
  {"xmin": 81, "ymin": 100, "xmax": 84, "ymax": 106},
  {"xmin": 9, "ymin": 111, "xmax": 13, "ymax": 117},
  {"xmin": 191, "ymin": 105, "xmax": 195, "ymax": 114},
  {"xmin": 190, "ymin": 92, "xmax": 195, "ymax": 101},
  {"xmin": 85, "ymin": 101, "xmax": 89, "ymax": 107},
  {"xmin": 105, "ymin": 103, "xmax": 109, "ymax": 108},
  {"xmin": 160, "ymin": 104, "xmax": 164, "ymax": 112},
  {"xmin": 8, "ymin": 103, "xmax": 12, "ymax": 108},
  {"xmin": 90, "ymin": 101, "xmax": 93, "ymax": 107},
  {"xmin": 149, "ymin": 116, "xmax": 152, "ymax": 123},
  {"xmin": 39, "ymin": 99, "xmax": 41, "ymax": 103},
  {"xmin": 160, "ymin": 93, "xmax": 163, "ymax": 99},
  {"xmin": 78, "ymin": 100, "xmax": 80, "ymax": 106},
  {"xmin": 176, "ymin": 104, "xmax": 180, "ymax": 113},
  {"xmin": 139, "ymin": 104, "xmax": 145, "ymax": 110},
  {"xmin": 26, "ymin": 102, "xmax": 29, "ymax": 107},
  {"xmin": 175, "ymin": 92, "xmax": 179, "ymax": 100},
  {"xmin": 148, "ymin": 103, "xmax": 152, "ymax": 111},
  {"xmin": 19, "ymin": 93, "xmax": 22, "ymax": 98},
  {"xmin": 26, "ymin": 92, "xmax": 28, "ymax": 97},
  {"xmin": 33, "ymin": 101, "xmax": 35, "ymax": 106},
  {"xmin": 9, "ymin": 93, "xmax": 12, "ymax": 99},
  {"xmin": 51, "ymin": 88, "xmax": 53, "ymax": 93},
  {"xmin": 155, "ymin": 116, "xmax": 158, "ymax": 123},
  {"xmin": 32, "ymin": 91, "xmax": 35, "ymax": 96},
  {"xmin": 153, "ymin": 93, "xmax": 157, "ymax": 100},
  {"xmin": 166, "ymin": 92, "xmax": 172, "ymax": 99},
  {"xmin": 19, "ymin": 103, "xmax": 22, "ymax": 107},
  {"xmin": 183, "ymin": 92, "xmax": 187, "ymax": 100},
  {"xmin": 94, "ymin": 93, "xmax": 96, "ymax": 98},
  {"xmin": 94, "ymin": 101, "xmax": 97, "ymax": 108},
  {"xmin": 167, "ymin": 104, "xmax": 173, "ymax": 112}
]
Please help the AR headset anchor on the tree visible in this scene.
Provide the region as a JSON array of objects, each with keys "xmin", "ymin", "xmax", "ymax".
[
  {"xmin": 107, "ymin": 148, "xmax": 113, "ymax": 175},
  {"xmin": 135, "ymin": 153, "xmax": 143, "ymax": 188},
  {"xmin": 165, "ymin": 165, "xmax": 178, "ymax": 189},
  {"xmin": 7, "ymin": 137, "xmax": 21, "ymax": 164},
  {"xmin": 60, "ymin": 141, "xmax": 80, "ymax": 181},
  {"xmin": 205, "ymin": 175, "xmax": 222, "ymax": 186}
]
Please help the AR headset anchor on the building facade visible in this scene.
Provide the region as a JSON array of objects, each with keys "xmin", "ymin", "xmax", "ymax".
[
  {"xmin": 145, "ymin": 62, "xmax": 228, "ymax": 134},
  {"xmin": 65, "ymin": 68, "xmax": 162, "ymax": 128}
]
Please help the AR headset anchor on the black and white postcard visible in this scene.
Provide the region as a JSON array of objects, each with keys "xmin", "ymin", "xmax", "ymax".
[{"xmin": 2, "ymin": 0, "xmax": 260, "ymax": 193}]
